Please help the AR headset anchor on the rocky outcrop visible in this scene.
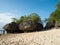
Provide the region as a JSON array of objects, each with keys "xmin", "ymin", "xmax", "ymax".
[
  {"xmin": 35, "ymin": 23, "xmax": 43, "ymax": 31},
  {"xmin": 3, "ymin": 19, "xmax": 44, "ymax": 33},
  {"xmin": 19, "ymin": 20, "xmax": 43, "ymax": 32},
  {"xmin": 3, "ymin": 22, "xmax": 23, "ymax": 33},
  {"xmin": 19, "ymin": 20, "xmax": 35, "ymax": 32},
  {"xmin": 44, "ymin": 21, "xmax": 55, "ymax": 30},
  {"xmin": 55, "ymin": 22, "xmax": 60, "ymax": 29}
]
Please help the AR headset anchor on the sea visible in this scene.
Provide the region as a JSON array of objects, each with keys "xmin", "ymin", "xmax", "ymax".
[{"xmin": 0, "ymin": 30, "xmax": 7, "ymax": 34}]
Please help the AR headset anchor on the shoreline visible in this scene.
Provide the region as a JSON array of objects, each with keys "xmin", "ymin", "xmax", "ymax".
[{"xmin": 0, "ymin": 28, "xmax": 60, "ymax": 45}]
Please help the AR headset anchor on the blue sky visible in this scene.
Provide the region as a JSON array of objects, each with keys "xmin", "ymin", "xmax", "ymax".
[{"xmin": 0, "ymin": 0, "xmax": 58, "ymax": 29}]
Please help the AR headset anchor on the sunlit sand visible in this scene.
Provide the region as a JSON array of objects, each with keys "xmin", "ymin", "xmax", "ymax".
[{"xmin": 0, "ymin": 28, "xmax": 60, "ymax": 45}]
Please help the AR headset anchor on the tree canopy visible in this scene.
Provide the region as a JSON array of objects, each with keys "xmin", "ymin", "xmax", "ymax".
[
  {"xmin": 49, "ymin": 0, "xmax": 60, "ymax": 23},
  {"xmin": 12, "ymin": 13, "xmax": 41, "ymax": 24}
]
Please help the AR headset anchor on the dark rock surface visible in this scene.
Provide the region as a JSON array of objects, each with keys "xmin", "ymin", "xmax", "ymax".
[
  {"xmin": 35, "ymin": 23, "xmax": 43, "ymax": 31},
  {"xmin": 19, "ymin": 20, "xmax": 35, "ymax": 32},
  {"xmin": 55, "ymin": 22, "xmax": 60, "ymax": 29},
  {"xmin": 44, "ymin": 21, "xmax": 55, "ymax": 30},
  {"xmin": 3, "ymin": 22, "xmax": 23, "ymax": 33},
  {"xmin": 19, "ymin": 20, "xmax": 43, "ymax": 32}
]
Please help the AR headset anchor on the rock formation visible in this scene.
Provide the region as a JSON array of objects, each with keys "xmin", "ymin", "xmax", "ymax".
[
  {"xmin": 19, "ymin": 20, "xmax": 43, "ymax": 32},
  {"xmin": 55, "ymin": 22, "xmax": 60, "ymax": 29},
  {"xmin": 44, "ymin": 21, "xmax": 55, "ymax": 30},
  {"xmin": 3, "ymin": 22, "xmax": 23, "ymax": 33}
]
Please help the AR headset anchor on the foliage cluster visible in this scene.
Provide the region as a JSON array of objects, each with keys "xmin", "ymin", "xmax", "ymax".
[
  {"xmin": 12, "ymin": 13, "xmax": 41, "ymax": 24},
  {"xmin": 49, "ymin": 1, "xmax": 60, "ymax": 23}
]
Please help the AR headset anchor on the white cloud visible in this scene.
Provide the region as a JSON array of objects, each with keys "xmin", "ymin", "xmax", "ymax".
[{"xmin": 0, "ymin": 13, "xmax": 15, "ymax": 30}]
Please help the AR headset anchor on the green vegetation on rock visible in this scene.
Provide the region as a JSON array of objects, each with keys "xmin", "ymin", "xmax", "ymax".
[{"xmin": 12, "ymin": 13, "xmax": 41, "ymax": 24}]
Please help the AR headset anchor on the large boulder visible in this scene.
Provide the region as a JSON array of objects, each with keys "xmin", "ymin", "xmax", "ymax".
[
  {"xmin": 19, "ymin": 20, "xmax": 43, "ymax": 32},
  {"xmin": 55, "ymin": 22, "xmax": 60, "ymax": 29},
  {"xmin": 19, "ymin": 20, "xmax": 33, "ymax": 32},
  {"xmin": 35, "ymin": 23, "xmax": 43, "ymax": 31},
  {"xmin": 44, "ymin": 21, "xmax": 55, "ymax": 30},
  {"xmin": 3, "ymin": 22, "xmax": 23, "ymax": 33}
]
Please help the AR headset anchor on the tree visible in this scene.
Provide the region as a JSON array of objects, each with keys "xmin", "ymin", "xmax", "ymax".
[
  {"xmin": 56, "ymin": 0, "xmax": 60, "ymax": 9},
  {"xmin": 44, "ymin": 18, "xmax": 48, "ymax": 23},
  {"xmin": 29, "ymin": 13, "xmax": 41, "ymax": 24},
  {"xmin": 49, "ymin": 0, "xmax": 60, "ymax": 22},
  {"xmin": 12, "ymin": 13, "xmax": 41, "ymax": 24},
  {"xmin": 12, "ymin": 18, "xmax": 18, "ymax": 22},
  {"xmin": 12, "ymin": 16, "xmax": 27, "ymax": 24}
]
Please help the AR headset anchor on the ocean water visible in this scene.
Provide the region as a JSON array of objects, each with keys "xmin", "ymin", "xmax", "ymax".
[{"xmin": 0, "ymin": 30, "xmax": 7, "ymax": 34}]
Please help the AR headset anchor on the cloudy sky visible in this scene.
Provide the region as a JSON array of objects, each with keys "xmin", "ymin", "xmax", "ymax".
[{"xmin": 0, "ymin": 0, "xmax": 58, "ymax": 30}]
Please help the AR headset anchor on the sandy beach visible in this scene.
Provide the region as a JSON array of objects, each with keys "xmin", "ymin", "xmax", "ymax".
[{"xmin": 0, "ymin": 28, "xmax": 60, "ymax": 45}]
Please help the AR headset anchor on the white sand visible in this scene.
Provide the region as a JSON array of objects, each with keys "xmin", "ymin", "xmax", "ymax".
[{"xmin": 0, "ymin": 28, "xmax": 60, "ymax": 45}]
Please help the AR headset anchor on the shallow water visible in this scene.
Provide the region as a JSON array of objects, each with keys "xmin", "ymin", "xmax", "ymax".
[{"xmin": 0, "ymin": 30, "xmax": 7, "ymax": 34}]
